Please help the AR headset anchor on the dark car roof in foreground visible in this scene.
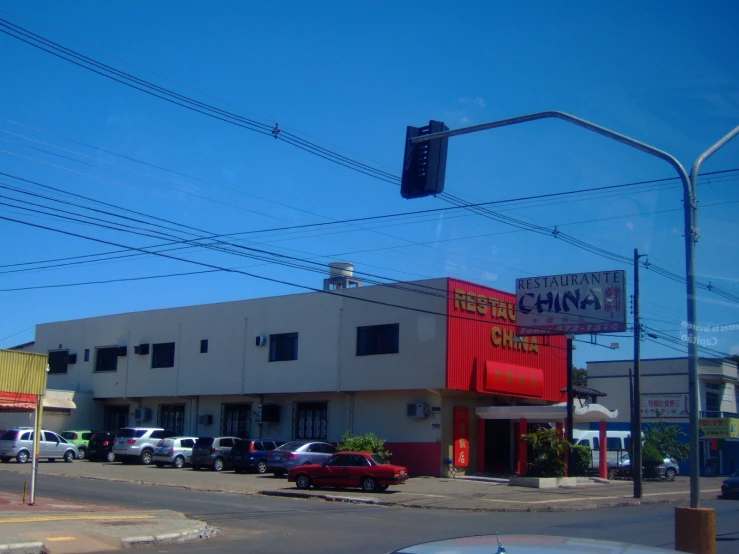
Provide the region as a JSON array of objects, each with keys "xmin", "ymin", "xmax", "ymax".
[{"xmin": 388, "ymin": 534, "xmax": 676, "ymax": 554}]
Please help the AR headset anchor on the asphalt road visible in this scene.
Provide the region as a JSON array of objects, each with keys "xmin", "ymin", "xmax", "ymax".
[{"xmin": 0, "ymin": 472, "xmax": 737, "ymax": 553}]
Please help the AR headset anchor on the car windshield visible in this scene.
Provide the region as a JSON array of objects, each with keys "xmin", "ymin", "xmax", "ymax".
[
  {"xmin": 116, "ymin": 429, "xmax": 146, "ymax": 439},
  {"xmin": 90, "ymin": 433, "xmax": 109, "ymax": 441},
  {"xmin": 195, "ymin": 438, "xmax": 214, "ymax": 447},
  {"xmin": 370, "ymin": 454, "xmax": 388, "ymax": 465},
  {"xmin": 275, "ymin": 441, "xmax": 307, "ymax": 451}
]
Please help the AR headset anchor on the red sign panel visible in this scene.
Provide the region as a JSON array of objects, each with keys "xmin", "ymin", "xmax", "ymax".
[
  {"xmin": 453, "ymin": 407, "xmax": 470, "ymax": 467},
  {"xmin": 484, "ymin": 361, "xmax": 543, "ymax": 398}
]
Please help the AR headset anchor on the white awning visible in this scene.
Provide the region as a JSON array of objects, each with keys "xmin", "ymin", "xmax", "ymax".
[
  {"xmin": 43, "ymin": 397, "xmax": 77, "ymax": 410},
  {"xmin": 475, "ymin": 403, "xmax": 618, "ymax": 423}
]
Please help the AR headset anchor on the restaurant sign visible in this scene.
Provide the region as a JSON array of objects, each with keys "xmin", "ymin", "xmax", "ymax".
[{"xmin": 699, "ymin": 417, "xmax": 739, "ymax": 439}]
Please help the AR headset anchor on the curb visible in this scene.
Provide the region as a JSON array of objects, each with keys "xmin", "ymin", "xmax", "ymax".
[
  {"xmin": 257, "ymin": 489, "xmax": 717, "ymax": 513},
  {"xmin": 121, "ymin": 523, "xmax": 216, "ymax": 548},
  {"xmin": 0, "ymin": 542, "xmax": 45, "ymax": 554}
]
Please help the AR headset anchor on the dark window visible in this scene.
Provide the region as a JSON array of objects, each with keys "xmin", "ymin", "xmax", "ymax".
[
  {"xmin": 21, "ymin": 432, "xmax": 33, "ymax": 441},
  {"xmin": 181, "ymin": 439, "xmax": 195, "ymax": 448},
  {"xmin": 196, "ymin": 437, "xmax": 214, "ymax": 447},
  {"xmin": 158, "ymin": 404, "xmax": 185, "ymax": 435},
  {"xmin": 325, "ymin": 454, "xmax": 346, "ymax": 467},
  {"xmin": 221, "ymin": 403, "xmax": 251, "ymax": 438},
  {"xmin": 706, "ymin": 383, "xmax": 720, "ymax": 413},
  {"xmin": 593, "ymin": 437, "xmax": 600, "ymax": 450},
  {"xmin": 578, "ymin": 439, "xmax": 591, "ymax": 448},
  {"xmin": 82, "ymin": 433, "xmax": 92, "ymax": 440},
  {"xmin": 94, "ymin": 346, "xmax": 119, "ymax": 372},
  {"xmin": 0, "ymin": 430, "xmax": 18, "ymax": 440},
  {"xmin": 152, "ymin": 343, "xmax": 176, "ymax": 368},
  {"xmin": 219, "ymin": 438, "xmax": 235, "ymax": 448},
  {"xmin": 263, "ymin": 441, "xmax": 277, "ymax": 450},
  {"xmin": 84, "ymin": 349, "xmax": 90, "ymax": 362},
  {"xmin": 200, "ymin": 339, "xmax": 208, "ymax": 354},
  {"xmin": 269, "ymin": 333, "xmax": 299, "ymax": 362},
  {"xmin": 356, "ymin": 324, "xmax": 399, "ymax": 356},
  {"xmin": 606, "ymin": 437, "xmax": 623, "ymax": 451},
  {"xmin": 47, "ymin": 350, "xmax": 69, "ymax": 374},
  {"xmin": 349, "ymin": 454, "xmax": 370, "ymax": 467},
  {"xmin": 293, "ymin": 402, "xmax": 328, "ymax": 440},
  {"xmin": 105, "ymin": 406, "xmax": 129, "ymax": 432},
  {"xmin": 43, "ymin": 432, "xmax": 59, "ymax": 442}
]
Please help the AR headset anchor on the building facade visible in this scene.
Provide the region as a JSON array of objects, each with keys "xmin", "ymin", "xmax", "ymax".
[
  {"xmin": 24, "ymin": 276, "xmax": 567, "ymax": 476},
  {"xmin": 586, "ymin": 356, "xmax": 739, "ymax": 475}
]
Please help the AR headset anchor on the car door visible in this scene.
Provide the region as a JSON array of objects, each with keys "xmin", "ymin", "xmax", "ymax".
[
  {"xmin": 316, "ymin": 454, "xmax": 349, "ymax": 487},
  {"xmin": 43, "ymin": 432, "xmax": 62, "ymax": 457},
  {"xmin": 219, "ymin": 437, "xmax": 235, "ymax": 458},
  {"xmin": 346, "ymin": 454, "xmax": 371, "ymax": 488}
]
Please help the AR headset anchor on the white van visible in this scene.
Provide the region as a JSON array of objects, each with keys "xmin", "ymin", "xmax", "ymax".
[{"xmin": 572, "ymin": 430, "xmax": 635, "ymax": 469}]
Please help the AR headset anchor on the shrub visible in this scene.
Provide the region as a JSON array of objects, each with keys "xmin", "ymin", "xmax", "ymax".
[
  {"xmin": 642, "ymin": 442, "xmax": 664, "ymax": 478},
  {"xmin": 571, "ymin": 444, "xmax": 592, "ymax": 476},
  {"xmin": 337, "ymin": 431, "xmax": 392, "ymax": 459},
  {"xmin": 521, "ymin": 427, "xmax": 570, "ymax": 477}
]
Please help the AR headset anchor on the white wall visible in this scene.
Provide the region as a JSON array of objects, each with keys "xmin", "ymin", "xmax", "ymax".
[
  {"xmin": 35, "ymin": 279, "xmax": 447, "ymax": 400},
  {"xmin": 351, "ymin": 390, "xmax": 442, "ymax": 442},
  {"xmin": 0, "ymin": 391, "xmax": 101, "ymax": 434}
]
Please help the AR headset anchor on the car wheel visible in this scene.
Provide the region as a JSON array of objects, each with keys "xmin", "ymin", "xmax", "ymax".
[
  {"xmin": 665, "ymin": 468, "xmax": 677, "ymax": 481},
  {"xmin": 361, "ymin": 477, "xmax": 378, "ymax": 493},
  {"xmin": 213, "ymin": 458, "xmax": 225, "ymax": 472},
  {"xmin": 257, "ymin": 460, "xmax": 267, "ymax": 474},
  {"xmin": 77, "ymin": 447, "xmax": 86, "ymax": 459},
  {"xmin": 106, "ymin": 451, "xmax": 116, "ymax": 463},
  {"xmin": 173, "ymin": 456, "xmax": 185, "ymax": 469},
  {"xmin": 295, "ymin": 474, "xmax": 312, "ymax": 490},
  {"xmin": 140, "ymin": 450, "xmax": 153, "ymax": 465},
  {"xmin": 16, "ymin": 451, "xmax": 29, "ymax": 464},
  {"xmin": 63, "ymin": 450, "xmax": 75, "ymax": 463},
  {"xmin": 192, "ymin": 465, "xmax": 201, "ymax": 471},
  {"xmin": 155, "ymin": 463, "xmax": 165, "ymax": 468}
]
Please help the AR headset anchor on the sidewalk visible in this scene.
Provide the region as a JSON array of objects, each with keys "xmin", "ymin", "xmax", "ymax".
[{"xmin": 0, "ymin": 491, "xmax": 213, "ymax": 554}]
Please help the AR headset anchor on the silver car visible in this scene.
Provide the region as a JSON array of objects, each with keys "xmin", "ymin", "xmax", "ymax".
[
  {"xmin": 153, "ymin": 436, "xmax": 198, "ymax": 469},
  {"xmin": 266, "ymin": 440, "xmax": 336, "ymax": 477},
  {"xmin": 618, "ymin": 454, "xmax": 679, "ymax": 481},
  {"xmin": 0, "ymin": 428, "xmax": 79, "ymax": 463}
]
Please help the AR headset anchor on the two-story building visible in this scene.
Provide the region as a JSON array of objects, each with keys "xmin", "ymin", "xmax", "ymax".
[
  {"xmin": 11, "ymin": 271, "xmax": 568, "ymax": 476},
  {"xmin": 586, "ymin": 356, "xmax": 739, "ymax": 475}
]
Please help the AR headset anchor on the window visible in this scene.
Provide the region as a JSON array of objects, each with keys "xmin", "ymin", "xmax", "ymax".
[
  {"xmin": 82, "ymin": 433, "xmax": 92, "ymax": 441},
  {"xmin": 349, "ymin": 454, "xmax": 371, "ymax": 467},
  {"xmin": 47, "ymin": 350, "xmax": 69, "ymax": 374},
  {"xmin": 104, "ymin": 406, "xmax": 129, "ymax": 432},
  {"xmin": 269, "ymin": 333, "xmax": 299, "ymax": 362},
  {"xmin": 180, "ymin": 439, "xmax": 195, "ymax": 448},
  {"xmin": 356, "ymin": 323, "xmax": 399, "ymax": 356},
  {"xmin": 606, "ymin": 437, "xmax": 623, "ymax": 451},
  {"xmin": 84, "ymin": 349, "xmax": 90, "ymax": 362},
  {"xmin": 592, "ymin": 437, "xmax": 600, "ymax": 450},
  {"xmin": 578, "ymin": 439, "xmax": 591, "ymax": 448},
  {"xmin": 706, "ymin": 382, "xmax": 720, "ymax": 413},
  {"xmin": 152, "ymin": 342, "xmax": 176, "ymax": 368},
  {"xmin": 94, "ymin": 346, "xmax": 119, "ymax": 372},
  {"xmin": 158, "ymin": 404, "xmax": 185, "ymax": 435},
  {"xmin": 150, "ymin": 429, "xmax": 178, "ymax": 440},
  {"xmin": 200, "ymin": 339, "xmax": 208, "ymax": 354},
  {"xmin": 219, "ymin": 438, "xmax": 235, "ymax": 447},
  {"xmin": 43, "ymin": 432, "xmax": 59, "ymax": 442},
  {"xmin": 293, "ymin": 402, "xmax": 328, "ymax": 440},
  {"xmin": 325, "ymin": 454, "xmax": 346, "ymax": 466},
  {"xmin": 221, "ymin": 403, "xmax": 251, "ymax": 438}
]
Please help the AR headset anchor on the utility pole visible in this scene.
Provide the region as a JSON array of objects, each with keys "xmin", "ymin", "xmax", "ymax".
[
  {"xmin": 633, "ymin": 249, "xmax": 647, "ymax": 498},
  {"xmin": 566, "ymin": 334, "xmax": 575, "ymax": 477}
]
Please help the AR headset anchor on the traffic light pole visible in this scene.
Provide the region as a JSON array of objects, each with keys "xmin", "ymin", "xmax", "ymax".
[{"xmin": 410, "ymin": 112, "xmax": 739, "ymax": 509}]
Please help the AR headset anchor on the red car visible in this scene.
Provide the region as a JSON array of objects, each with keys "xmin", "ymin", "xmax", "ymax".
[{"xmin": 288, "ymin": 451, "xmax": 408, "ymax": 492}]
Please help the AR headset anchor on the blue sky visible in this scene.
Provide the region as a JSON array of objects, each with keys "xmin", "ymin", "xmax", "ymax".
[{"xmin": 0, "ymin": 1, "xmax": 738, "ymax": 368}]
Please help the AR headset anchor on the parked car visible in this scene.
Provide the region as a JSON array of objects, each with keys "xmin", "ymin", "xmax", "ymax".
[
  {"xmin": 113, "ymin": 428, "xmax": 178, "ymax": 465},
  {"xmin": 617, "ymin": 454, "xmax": 679, "ymax": 481},
  {"xmin": 0, "ymin": 427, "xmax": 79, "ymax": 463},
  {"xmin": 721, "ymin": 470, "xmax": 739, "ymax": 498},
  {"xmin": 228, "ymin": 439, "xmax": 281, "ymax": 474},
  {"xmin": 86, "ymin": 432, "xmax": 116, "ymax": 462},
  {"xmin": 60, "ymin": 430, "xmax": 95, "ymax": 459},
  {"xmin": 267, "ymin": 440, "xmax": 336, "ymax": 477},
  {"xmin": 288, "ymin": 451, "xmax": 408, "ymax": 492},
  {"xmin": 190, "ymin": 436, "xmax": 239, "ymax": 471},
  {"xmin": 153, "ymin": 436, "xmax": 198, "ymax": 469}
]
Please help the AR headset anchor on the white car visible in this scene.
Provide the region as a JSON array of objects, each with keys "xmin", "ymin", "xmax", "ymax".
[
  {"xmin": 0, "ymin": 428, "xmax": 79, "ymax": 463},
  {"xmin": 113, "ymin": 427, "xmax": 178, "ymax": 465}
]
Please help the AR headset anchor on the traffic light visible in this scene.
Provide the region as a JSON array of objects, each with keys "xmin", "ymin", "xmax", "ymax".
[{"xmin": 401, "ymin": 120, "xmax": 449, "ymax": 199}]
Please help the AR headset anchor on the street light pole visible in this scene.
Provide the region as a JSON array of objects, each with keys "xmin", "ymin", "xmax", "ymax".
[
  {"xmin": 411, "ymin": 112, "xmax": 739, "ymax": 509},
  {"xmin": 633, "ymin": 248, "xmax": 647, "ymax": 499},
  {"xmin": 566, "ymin": 335, "xmax": 575, "ymax": 477}
]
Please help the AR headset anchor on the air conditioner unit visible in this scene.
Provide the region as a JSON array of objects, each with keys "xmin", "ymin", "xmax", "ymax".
[
  {"xmin": 67, "ymin": 353, "xmax": 78, "ymax": 364},
  {"xmin": 407, "ymin": 402, "xmax": 428, "ymax": 419},
  {"xmin": 255, "ymin": 335, "xmax": 268, "ymax": 347},
  {"xmin": 134, "ymin": 408, "xmax": 152, "ymax": 421},
  {"xmin": 134, "ymin": 344, "xmax": 150, "ymax": 355},
  {"xmin": 256, "ymin": 404, "xmax": 280, "ymax": 423},
  {"xmin": 198, "ymin": 414, "xmax": 213, "ymax": 425},
  {"xmin": 116, "ymin": 346, "xmax": 128, "ymax": 357}
]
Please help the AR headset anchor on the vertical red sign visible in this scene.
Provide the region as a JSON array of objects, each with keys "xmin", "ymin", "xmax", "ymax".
[{"xmin": 453, "ymin": 407, "xmax": 470, "ymax": 467}]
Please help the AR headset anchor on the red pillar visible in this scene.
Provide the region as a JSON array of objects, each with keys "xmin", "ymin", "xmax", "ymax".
[
  {"xmin": 599, "ymin": 420, "xmax": 608, "ymax": 479},
  {"xmin": 477, "ymin": 418, "xmax": 486, "ymax": 474},
  {"xmin": 517, "ymin": 418, "xmax": 528, "ymax": 476}
]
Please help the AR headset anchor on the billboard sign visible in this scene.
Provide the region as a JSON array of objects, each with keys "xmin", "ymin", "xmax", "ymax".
[
  {"xmin": 641, "ymin": 394, "xmax": 689, "ymax": 418},
  {"xmin": 515, "ymin": 270, "xmax": 627, "ymax": 336},
  {"xmin": 699, "ymin": 417, "xmax": 739, "ymax": 439}
]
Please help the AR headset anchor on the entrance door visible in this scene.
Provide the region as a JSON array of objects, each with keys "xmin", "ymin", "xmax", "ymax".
[
  {"xmin": 105, "ymin": 406, "xmax": 129, "ymax": 433},
  {"xmin": 484, "ymin": 419, "xmax": 511, "ymax": 472}
]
